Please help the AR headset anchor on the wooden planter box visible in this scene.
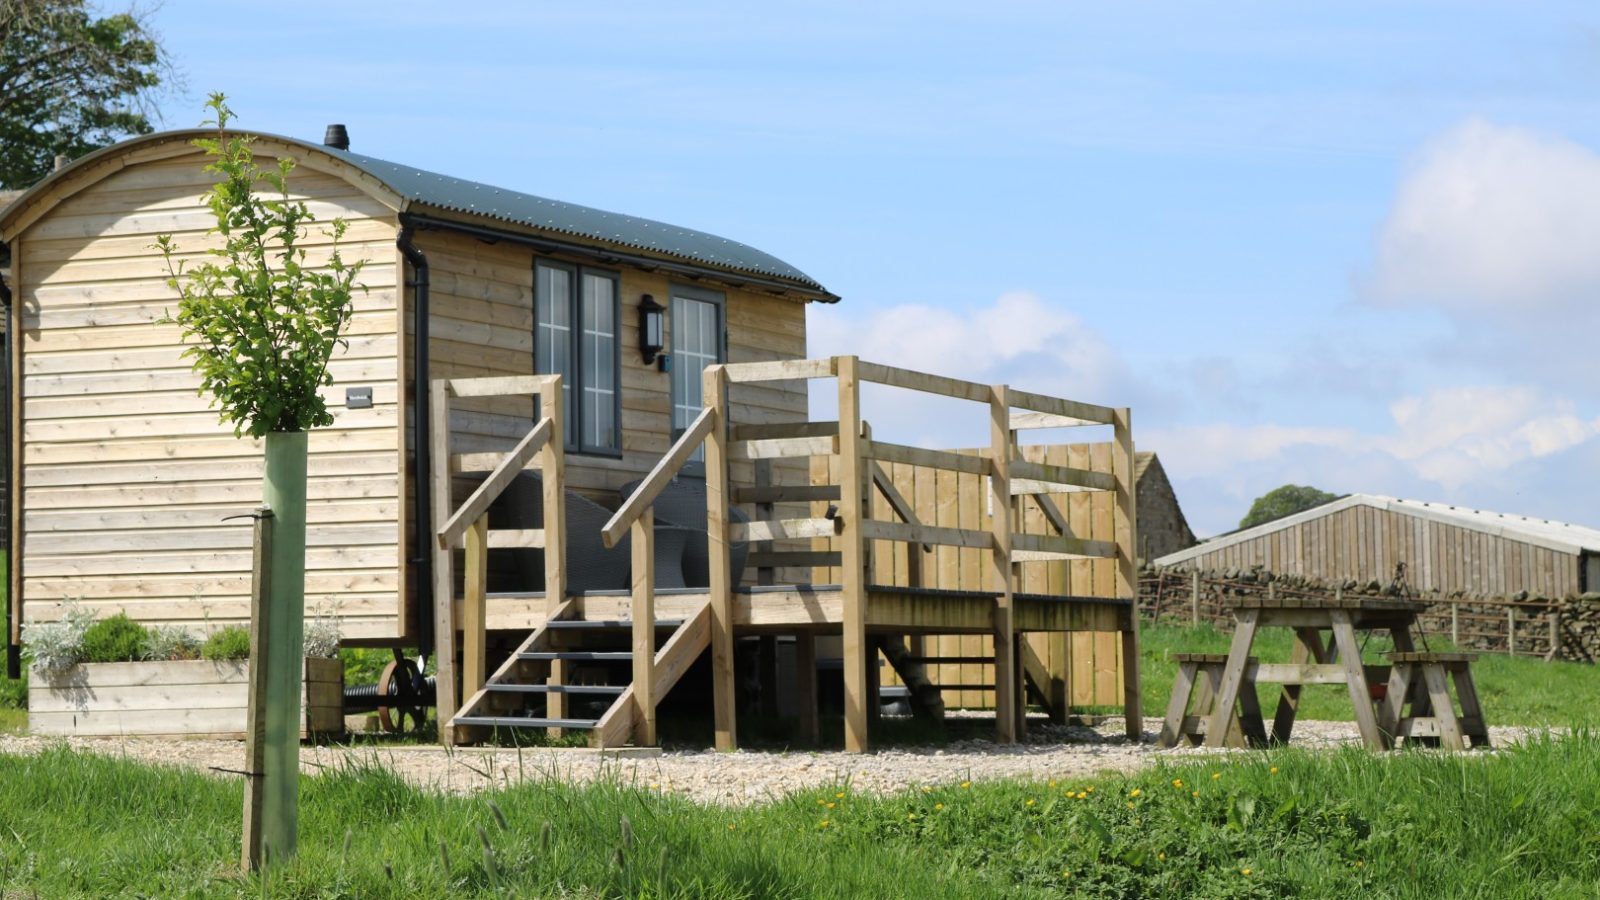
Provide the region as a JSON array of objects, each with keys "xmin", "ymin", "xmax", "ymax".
[{"xmin": 28, "ymin": 657, "xmax": 344, "ymax": 739}]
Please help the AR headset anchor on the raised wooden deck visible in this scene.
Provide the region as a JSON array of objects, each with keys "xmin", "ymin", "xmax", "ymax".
[{"xmin": 429, "ymin": 357, "xmax": 1140, "ymax": 752}]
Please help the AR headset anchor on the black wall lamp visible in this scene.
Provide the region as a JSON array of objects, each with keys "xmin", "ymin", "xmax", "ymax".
[{"xmin": 639, "ymin": 293, "xmax": 667, "ymax": 368}]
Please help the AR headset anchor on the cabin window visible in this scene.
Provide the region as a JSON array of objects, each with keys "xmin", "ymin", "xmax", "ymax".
[
  {"xmin": 535, "ymin": 260, "xmax": 621, "ymax": 454},
  {"xmin": 670, "ymin": 285, "xmax": 726, "ymax": 464}
]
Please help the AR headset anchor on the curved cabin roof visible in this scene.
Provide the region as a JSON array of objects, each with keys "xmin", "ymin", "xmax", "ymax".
[{"xmin": 0, "ymin": 129, "xmax": 837, "ymax": 301}]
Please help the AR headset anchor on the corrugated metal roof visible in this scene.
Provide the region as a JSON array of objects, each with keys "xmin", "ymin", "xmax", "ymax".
[
  {"xmin": 0, "ymin": 131, "xmax": 834, "ymax": 298},
  {"xmin": 1156, "ymin": 494, "xmax": 1600, "ymax": 566},
  {"xmin": 334, "ymin": 148, "xmax": 829, "ymax": 293}
]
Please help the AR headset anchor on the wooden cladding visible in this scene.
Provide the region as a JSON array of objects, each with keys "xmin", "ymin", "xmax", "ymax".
[{"xmin": 1174, "ymin": 502, "xmax": 1584, "ymax": 599}]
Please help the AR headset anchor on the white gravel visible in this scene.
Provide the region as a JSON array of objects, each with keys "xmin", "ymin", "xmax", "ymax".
[{"xmin": 0, "ymin": 718, "xmax": 1545, "ymax": 806}]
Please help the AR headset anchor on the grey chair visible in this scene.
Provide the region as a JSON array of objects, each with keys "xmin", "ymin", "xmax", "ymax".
[{"xmin": 619, "ymin": 478, "xmax": 749, "ymax": 588}]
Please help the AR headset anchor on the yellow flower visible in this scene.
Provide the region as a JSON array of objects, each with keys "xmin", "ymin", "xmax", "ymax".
[
  {"xmin": 921, "ymin": 786, "xmax": 932, "ymax": 793},
  {"xmin": 1026, "ymin": 799, "xmax": 1036, "ymax": 806},
  {"xmin": 1171, "ymin": 779, "xmax": 1183, "ymax": 788},
  {"xmin": 1085, "ymin": 786, "xmax": 1094, "ymax": 793},
  {"xmin": 1062, "ymin": 870, "xmax": 1071, "ymax": 878},
  {"xmin": 1077, "ymin": 792, "xmax": 1088, "ymax": 800},
  {"xmin": 1129, "ymin": 789, "xmax": 1142, "ymax": 798},
  {"xmin": 727, "ymin": 823, "xmax": 736, "ymax": 831},
  {"xmin": 934, "ymin": 803, "xmax": 944, "ymax": 810},
  {"xmin": 649, "ymin": 782, "xmax": 659, "ymax": 790},
  {"xmin": 1355, "ymin": 861, "xmax": 1364, "ymax": 868},
  {"xmin": 819, "ymin": 820, "xmax": 830, "ymax": 828},
  {"xmin": 1157, "ymin": 852, "xmax": 1166, "ymax": 861},
  {"xmin": 816, "ymin": 799, "xmax": 825, "ymax": 806},
  {"xmin": 960, "ymin": 781, "xmax": 971, "ymax": 789},
  {"xmin": 836, "ymin": 791, "xmax": 846, "ymax": 799},
  {"xmin": 908, "ymin": 813, "xmax": 918, "ymax": 820},
  {"xmin": 1269, "ymin": 767, "xmax": 1279, "ymax": 775},
  {"xmin": 1241, "ymin": 868, "xmax": 1252, "ymax": 876},
  {"xmin": 1211, "ymin": 772, "xmax": 1221, "ymax": 780},
  {"xmin": 1048, "ymin": 780, "xmax": 1058, "ymax": 788},
  {"xmin": 1191, "ymin": 791, "xmax": 1200, "ymax": 799},
  {"xmin": 826, "ymin": 802, "xmax": 835, "ymax": 810},
  {"xmin": 1126, "ymin": 802, "xmax": 1135, "ymax": 809}
]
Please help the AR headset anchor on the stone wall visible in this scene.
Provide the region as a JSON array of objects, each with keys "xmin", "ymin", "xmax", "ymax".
[{"xmin": 1141, "ymin": 563, "xmax": 1600, "ymax": 663}]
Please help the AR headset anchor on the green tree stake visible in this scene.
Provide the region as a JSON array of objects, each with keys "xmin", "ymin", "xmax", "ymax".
[{"xmin": 261, "ymin": 430, "xmax": 307, "ymax": 859}]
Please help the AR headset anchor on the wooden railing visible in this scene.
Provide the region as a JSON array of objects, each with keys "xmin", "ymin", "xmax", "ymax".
[
  {"xmin": 597, "ymin": 405, "xmax": 716, "ymax": 746},
  {"xmin": 713, "ymin": 355, "xmax": 1138, "ymax": 751},
  {"xmin": 429, "ymin": 374, "xmax": 564, "ymax": 745}
]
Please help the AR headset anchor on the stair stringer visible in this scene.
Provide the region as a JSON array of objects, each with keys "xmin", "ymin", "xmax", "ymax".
[
  {"xmin": 591, "ymin": 601, "xmax": 712, "ymax": 749},
  {"xmin": 453, "ymin": 597, "xmax": 577, "ymax": 729}
]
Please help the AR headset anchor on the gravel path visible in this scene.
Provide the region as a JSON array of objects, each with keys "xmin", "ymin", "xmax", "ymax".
[{"xmin": 0, "ymin": 719, "xmax": 1544, "ymax": 806}]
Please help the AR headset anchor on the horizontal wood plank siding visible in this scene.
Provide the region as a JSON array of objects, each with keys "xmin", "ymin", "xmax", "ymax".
[{"xmin": 16, "ymin": 151, "xmax": 403, "ymax": 639}]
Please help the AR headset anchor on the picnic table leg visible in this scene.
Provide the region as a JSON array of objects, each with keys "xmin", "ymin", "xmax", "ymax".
[
  {"xmin": 1378, "ymin": 663, "xmax": 1412, "ymax": 742},
  {"xmin": 1271, "ymin": 629, "xmax": 1317, "ymax": 745},
  {"xmin": 1451, "ymin": 662, "xmax": 1490, "ymax": 749},
  {"xmin": 1329, "ymin": 610, "xmax": 1387, "ymax": 750},
  {"xmin": 1421, "ymin": 663, "xmax": 1465, "ymax": 751},
  {"xmin": 1203, "ymin": 609, "xmax": 1258, "ymax": 749},
  {"xmin": 1158, "ymin": 661, "xmax": 1198, "ymax": 748},
  {"xmin": 1388, "ymin": 623, "xmax": 1429, "ymax": 716}
]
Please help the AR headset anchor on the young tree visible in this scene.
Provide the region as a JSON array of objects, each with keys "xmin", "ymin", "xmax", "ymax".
[
  {"xmin": 157, "ymin": 94, "xmax": 364, "ymax": 869},
  {"xmin": 1239, "ymin": 484, "xmax": 1341, "ymax": 530},
  {"xmin": 0, "ymin": 0, "xmax": 174, "ymax": 189}
]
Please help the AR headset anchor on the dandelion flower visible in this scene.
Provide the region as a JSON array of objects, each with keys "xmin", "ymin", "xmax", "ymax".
[
  {"xmin": 816, "ymin": 799, "xmax": 825, "ymax": 806},
  {"xmin": 727, "ymin": 824, "xmax": 736, "ymax": 831},
  {"xmin": 908, "ymin": 813, "xmax": 918, "ymax": 820},
  {"xmin": 1158, "ymin": 852, "xmax": 1166, "ymax": 861},
  {"xmin": 1077, "ymin": 792, "xmax": 1088, "ymax": 800},
  {"xmin": 1269, "ymin": 767, "xmax": 1279, "ymax": 774},
  {"xmin": 1211, "ymin": 772, "xmax": 1221, "ymax": 780},
  {"xmin": 961, "ymin": 781, "xmax": 971, "ymax": 789},
  {"xmin": 826, "ymin": 802, "xmax": 835, "ymax": 810},
  {"xmin": 819, "ymin": 820, "xmax": 830, "ymax": 828},
  {"xmin": 1172, "ymin": 779, "xmax": 1183, "ymax": 788},
  {"xmin": 1129, "ymin": 789, "xmax": 1142, "ymax": 798},
  {"xmin": 935, "ymin": 803, "xmax": 944, "ymax": 810},
  {"xmin": 921, "ymin": 786, "xmax": 932, "ymax": 793},
  {"xmin": 836, "ymin": 791, "xmax": 846, "ymax": 799},
  {"xmin": 1192, "ymin": 791, "xmax": 1200, "ymax": 798},
  {"xmin": 1242, "ymin": 868, "xmax": 1252, "ymax": 876},
  {"xmin": 1086, "ymin": 786, "xmax": 1095, "ymax": 793},
  {"xmin": 1048, "ymin": 780, "xmax": 1058, "ymax": 788},
  {"xmin": 1026, "ymin": 799, "xmax": 1035, "ymax": 807}
]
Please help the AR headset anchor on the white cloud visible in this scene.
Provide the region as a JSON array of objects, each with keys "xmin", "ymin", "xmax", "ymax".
[
  {"xmin": 1369, "ymin": 118, "xmax": 1600, "ymax": 314},
  {"xmin": 809, "ymin": 291, "xmax": 1128, "ymax": 399},
  {"xmin": 1151, "ymin": 384, "xmax": 1600, "ymax": 535}
]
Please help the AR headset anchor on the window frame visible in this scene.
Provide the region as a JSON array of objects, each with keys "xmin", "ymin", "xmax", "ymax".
[
  {"xmin": 534, "ymin": 258, "xmax": 623, "ymax": 458},
  {"xmin": 668, "ymin": 283, "xmax": 727, "ymax": 475}
]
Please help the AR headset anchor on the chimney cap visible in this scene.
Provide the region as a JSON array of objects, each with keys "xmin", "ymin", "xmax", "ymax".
[{"xmin": 323, "ymin": 124, "xmax": 350, "ymax": 151}]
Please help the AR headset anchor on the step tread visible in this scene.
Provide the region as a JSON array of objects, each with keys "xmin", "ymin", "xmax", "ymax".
[
  {"xmin": 454, "ymin": 716, "xmax": 598, "ymax": 730},
  {"xmin": 544, "ymin": 619, "xmax": 684, "ymax": 630},
  {"xmin": 484, "ymin": 683, "xmax": 625, "ymax": 695},
  {"xmin": 518, "ymin": 651, "xmax": 633, "ymax": 661}
]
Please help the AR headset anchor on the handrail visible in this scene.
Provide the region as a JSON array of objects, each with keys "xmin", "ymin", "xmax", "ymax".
[
  {"xmin": 601, "ymin": 406, "xmax": 716, "ymax": 548},
  {"xmin": 437, "ymin": 417, "xmax": 553, "ymax": 548}
]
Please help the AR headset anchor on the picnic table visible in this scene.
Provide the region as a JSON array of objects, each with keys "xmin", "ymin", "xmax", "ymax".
[{"xmin": 1161, "ymin": 594, "xmax": 1434, "ymax": 751}]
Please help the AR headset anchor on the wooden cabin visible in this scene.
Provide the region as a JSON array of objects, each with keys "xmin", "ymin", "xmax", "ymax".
[{"xmin": 0, "ymin": 128, "xmax": 1141, "ymax": 750}]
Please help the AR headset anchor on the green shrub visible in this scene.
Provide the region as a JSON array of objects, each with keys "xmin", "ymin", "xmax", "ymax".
[
  {"xmin": 200, "ymin": 626, "xmax": 251, "ymax": 661},
  {"xmin": 79, "ymin": 614, "xmax": 151, "ymax": 663},
  {"xmin": 0, "ymin": 669, "xmax": 25, "ymax": 709},
  {"xmin": 21, "ymin": 602, "xmax": 96, "ymax": 672}
]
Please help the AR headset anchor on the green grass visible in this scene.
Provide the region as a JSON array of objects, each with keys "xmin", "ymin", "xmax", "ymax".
[
  {"xmin": 3, "ymin": 733, "xmax": 1600, "ymax": 897},
  {"xmin": 1138, "ymin": 622, "xmax": 1600, "ymax": 729}
]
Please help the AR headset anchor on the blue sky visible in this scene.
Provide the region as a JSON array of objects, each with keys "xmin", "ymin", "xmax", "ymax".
[{"xmin": 149, "ymin": 1, "xmax": 1600, "ymax": 536}]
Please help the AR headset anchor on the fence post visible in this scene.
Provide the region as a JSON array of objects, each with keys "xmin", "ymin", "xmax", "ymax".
[
  {"xmin": 1451, "ymin": 603, "xmax": 1459, "ymax": 647},
  {"xmin": 1190, "ymin": 570, "xmax": 1200, "ymax": 628},
  {"xmin": 1507, "ymin": 606, "xmax": 1515, "ymax": 656},
  {"xmin": 241, "ymin": 506, "xmax": 274, "ymax": 872},
  {"xmin": 1547, "ymin": 609, "xmax": 1560, "ymax": 662}
]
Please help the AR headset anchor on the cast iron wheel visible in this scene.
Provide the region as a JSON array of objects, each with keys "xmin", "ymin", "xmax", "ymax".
[{"xmin": 376, "ymin": 658, "xmax": 426, "ymax": 733}]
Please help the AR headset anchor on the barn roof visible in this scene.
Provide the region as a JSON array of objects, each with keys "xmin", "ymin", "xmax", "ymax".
[
  {"xmin": 0, "ymin": 130, "xmax": 837, "ymax": 300},
  {"xmin": 1155, "ymin": 493, "xmax": 1600, "ymax": 565}
]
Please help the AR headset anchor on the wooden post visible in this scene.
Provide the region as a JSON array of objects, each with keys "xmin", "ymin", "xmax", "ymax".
[
  {"xmin": 1451, "ymin": 603, "xmax": 1459, "ymax": 646},
  {"xmin": 795, "ymin": 631, "xmax": 819, "ymax": 746},
  {"xmin": 461, "ymin": 515, "xmax": 488, "ymax": 703},
  {"xmin": 1191, "ymin": 570, "xmax": 1200, "ymax": 627},
  {"xmin": 540, "ymin": 378, "xmax": 569, "ymax": 728},
  {"xmin": 631, "ymin": 510, "xmax": 657, "ymax": 746},
  {"xmin": 240, "ymin": 506, "xmax": 274, "ymax": 872},
  {"xmin": 989, "ymin": 385, "xmax": 1018, "ymax": 744},
  {"xmin": 260, "ymin": 430, "xmax": 307, "ymax": 862},
  {"xmin": 836, "ymin": 357, "xmax": 871, "ymax": 752},
  {"xmin": 753, "ymin": 459, "xmax": 775, "ymax": 587},
  {"xmin": 1507, "ymin": 606, "xmax": 1515, "ymax": 657},
  {"xmin": 1547, "ymin": 610, "xmax": 1560, "ymax": 662},
  {"xmin": 429, "ymin": 379, "xmax": 459, "ymax": 744},
  {"xmin": 704, "ymin": 364, "xmax": 738, "ymax": 750},
  {"xmin": 1112, "ymin": 408, "xmax": 1142, "ymax": 740}
]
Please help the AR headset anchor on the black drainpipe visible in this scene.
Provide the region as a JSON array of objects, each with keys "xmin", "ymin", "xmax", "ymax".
[
  {"xmin": 0, "ymin": 243, "xmax": 15, "ymax": 679},
  {"xmin": 396, "ymin": 218, "xmax": 433, "ymax": 660}
]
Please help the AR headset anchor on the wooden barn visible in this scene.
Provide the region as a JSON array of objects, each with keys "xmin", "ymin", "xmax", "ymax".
[
  {"xmin": 1154, "ymin": 494, "xmax": 1600, "ymax": 598},
  {"xmin": 0, "ymin": 127, "xmax": 1141, "ymax": 751}
]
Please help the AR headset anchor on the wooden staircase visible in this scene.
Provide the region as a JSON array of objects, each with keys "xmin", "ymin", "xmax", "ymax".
[{"xmin": 452, "ymin": 600, "xmax": 710, "ymax": 747}]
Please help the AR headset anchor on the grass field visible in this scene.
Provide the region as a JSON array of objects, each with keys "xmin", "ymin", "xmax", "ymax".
[{"xmin": 2, "ymin": 732, "xmax": 1598, "ymax": 898}]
